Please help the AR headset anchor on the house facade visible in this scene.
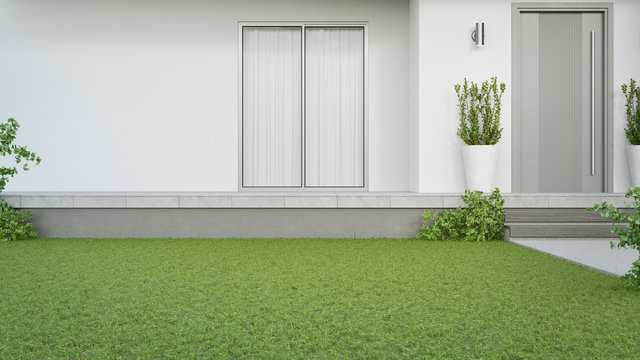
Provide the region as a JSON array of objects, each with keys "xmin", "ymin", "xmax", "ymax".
[
  {"xmin": 0, "ymin": 0, "xmax": 639, "ymax": 237},
  {"xmin": 1, "ymin": 0, "xmax": 639, "ymax": 194}
]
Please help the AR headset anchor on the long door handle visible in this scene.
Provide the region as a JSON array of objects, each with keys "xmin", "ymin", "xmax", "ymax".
[{"xmin": 590, "ymin": 30, "xmax": 595, "ymax": 176}]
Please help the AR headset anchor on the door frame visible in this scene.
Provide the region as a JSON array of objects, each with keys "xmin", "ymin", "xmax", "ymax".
[{"xmin": 511, "ymin": 3, "xmax": 613, "ymax": 192}]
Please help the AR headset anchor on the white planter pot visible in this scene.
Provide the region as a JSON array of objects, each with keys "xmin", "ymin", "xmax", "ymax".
[
  {"xmin": 462, "ymin": 145, "xmax": 498, "ymax": 192},
  {"xmin": 628, "ymin": 145, "xmax": 640, "ymax": 187}
]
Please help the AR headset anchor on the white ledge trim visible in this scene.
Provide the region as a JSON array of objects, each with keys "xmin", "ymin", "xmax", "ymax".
[{"xmin": 0, "ymin": 192, "xmax": 630, "ymax": 209}]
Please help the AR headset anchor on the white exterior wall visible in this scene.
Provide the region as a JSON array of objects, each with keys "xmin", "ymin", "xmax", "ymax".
[
  {"xmin": 3, "ymin": 0, "xmax": 639, "ymax": 194},
  {"xmin": 414, "ymin": 0, "xmax": 511, "ymax": 192},
  {"xmin": 0, "ymin": 0, "xmax": 410, "ymax": 192},
  {"xmin": 413, "ymin": 0, "xmax": 640, "ymax": 193},
  {"xmin": 611, "ymin": 0, "xmax": 640, "ymax": 191}
]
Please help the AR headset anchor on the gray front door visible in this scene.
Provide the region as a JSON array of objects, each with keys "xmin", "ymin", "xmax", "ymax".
[{"xmin": 514, "ymin": 10, "xmax": 605, "ymax": 192}]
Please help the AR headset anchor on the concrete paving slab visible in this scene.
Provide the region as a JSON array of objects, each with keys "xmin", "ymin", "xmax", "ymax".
[{"xmin": 510, "ymin": 238, "xmax": 638, "ymax": 276}]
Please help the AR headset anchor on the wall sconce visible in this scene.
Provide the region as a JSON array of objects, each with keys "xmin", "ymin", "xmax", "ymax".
[{"xmin": 471, "ymin": 22, "xmax": 485, "ymax": 46}]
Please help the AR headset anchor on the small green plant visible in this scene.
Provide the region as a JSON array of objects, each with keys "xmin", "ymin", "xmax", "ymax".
[
  {"xmin": 417, "ymin": 188, "xmax": 505, "ymax": 241},
  {"xmin": 622, "ymin": 79, "xmax": 640, "ymax": 145},
  {"xmin": 0, "ymin": 118, "xmax": 41, "ymax": 241},
  {"xmin": 0, "ymin": 201, "xmax": 37, "ymax": 241},
  {"xmin": 454, "ymin": 77, "xmax": 506, "ymax": 145},
  {"xmin": 589, "ymin": 187, "xmax": 640, "ymax": 289}
]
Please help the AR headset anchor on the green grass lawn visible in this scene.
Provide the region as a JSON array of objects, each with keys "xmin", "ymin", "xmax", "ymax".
[{"xmin": 1, "ymin": 238, "xmax": 639, "ymax": 359}]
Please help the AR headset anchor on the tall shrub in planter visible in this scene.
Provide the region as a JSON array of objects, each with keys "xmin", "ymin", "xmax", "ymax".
[
  {"xmin": 0, "ymin": 118, "xmax": 41, "ymax": 241},
  {"xmin": 455, "ymin": 77, "xmax": 506, "ymax": 192},
  {"xmin": 623, "ymin": 79, "xmax": 640, "ymax": 186},
  {"xmin": 455, "ymin": 77, "xmax": 505, "ymax": 145}
]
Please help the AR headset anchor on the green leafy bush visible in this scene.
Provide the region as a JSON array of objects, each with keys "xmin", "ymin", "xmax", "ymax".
[
  {"xmin": 417, "ymin": 188, "xmax": 505, "ymax": 241},
  {"xmin": 622, "ymin": 79, "xmax": 640, "ymax": 145},
  {"xmin": 0, "ymin": 118, "xmax": 41, "ymax": 241},
  {"xmin": 0, "ymin": 200, "xmax": 37, "ymax": 241},
  {"xmin": 454, "ymin": 77, "xmax": 506, "ymax": 145},
  {"xmin": 0, "ymin": 118, "xmax": 41, "ymax": 192},
  {"xmin": 589, "ymin": 187, "xmax": 640, "ymax": 289}
]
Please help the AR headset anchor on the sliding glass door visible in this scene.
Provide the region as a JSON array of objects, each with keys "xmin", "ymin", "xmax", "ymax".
[{"xmin": 241, "ymin": 24, "xmax": 365, "ymax": 189}]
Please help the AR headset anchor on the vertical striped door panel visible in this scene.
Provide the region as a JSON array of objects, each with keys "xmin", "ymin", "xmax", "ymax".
[
  {"xmin": 517, "ymin": 12, "xmax": 604, "ymax": 193},
  {"xmin": 538, "ymin": 13, "xmax": 582, "ymax": 192}
]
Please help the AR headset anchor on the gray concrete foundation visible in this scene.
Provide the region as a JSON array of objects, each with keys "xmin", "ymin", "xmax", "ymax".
[{"xmin": 26, "ymin": 208, "xmax": 427, "ymax": 238}]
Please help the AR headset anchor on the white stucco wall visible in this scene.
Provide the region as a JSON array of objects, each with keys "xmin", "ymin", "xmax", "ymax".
[
  {"xmin": 413, "ymin": 0, "xmax": 640, "ymax": 193},
  {"xmin": 0, "ymin": 0, "xmax": 410, "ymax": 192},
  {"xmin": 611, "ymin": 0, "xmax": 640, "ymax": 191},
  {"xmin": 3, "ymin": 0, "xmax": 639, "ymax": 194},
  {"xmin": 414, "ymin": 0, "xmax": 511, "ymax": 192}
]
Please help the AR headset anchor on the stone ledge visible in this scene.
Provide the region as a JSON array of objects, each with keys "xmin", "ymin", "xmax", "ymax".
[{"xmin": 0, "ymin": 192, "xmax": 628, "ymax": 209}]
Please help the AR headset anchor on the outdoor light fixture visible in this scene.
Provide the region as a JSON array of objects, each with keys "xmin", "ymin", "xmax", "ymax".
[{"xmin": 471, "ymin": 22, "xmax": 485, "ymax": 46}]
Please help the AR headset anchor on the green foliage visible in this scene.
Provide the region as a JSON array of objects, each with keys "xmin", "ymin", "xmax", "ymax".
[
  {"xmin": 589, "ymin": 187, "xmax": 640, "ymax": 288},
  {"xmin": 454, "ymin": 77, "xmax": 506, "ymax": 145},
  {"xmin": 0, "ymin": 118, "xmax": 41, "ymax": 193},
  {"xmin": 0, "ymin": 118, "xmax": 41, "ymax": 241},
  {"xmin": 0, "ymin": 200, "xmax": 37, "ymax": 241},
  {"xmin": 417, "ymin": 188, "xmax": 504, "ymax": 241},
  {"xmin": 622, "ymin": 79, "xmax": 640, "ymax": 145}
]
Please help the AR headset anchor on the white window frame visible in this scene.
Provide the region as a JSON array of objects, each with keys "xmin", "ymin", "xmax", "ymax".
[{"xmin": 237, "ymin": 21, "xmax": 369, "ymax": 191}]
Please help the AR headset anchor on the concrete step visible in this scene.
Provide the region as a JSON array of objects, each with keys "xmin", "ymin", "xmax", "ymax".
[
  {"xmin": 505, "ymin": 208, "xmax": 632, "ymax": 223},
  {"xmin": 504, "ymin": 208, "xmax": 628, "ymax": 239},
  {"xmin": 506, "ymin": 223, "xmax": 620, "ymax": 238}
]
